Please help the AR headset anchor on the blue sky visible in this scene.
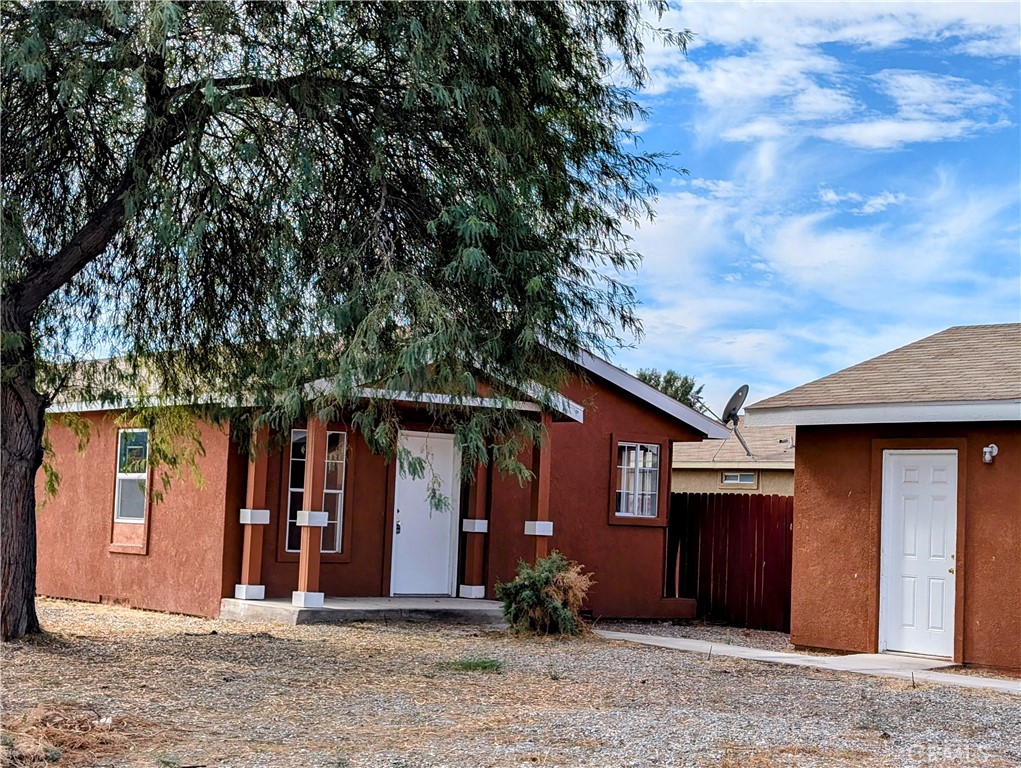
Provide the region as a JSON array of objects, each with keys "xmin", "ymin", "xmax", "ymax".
[{"xmin": 610, "ymin": 1, "xmax": 1020, "ymax": 413}]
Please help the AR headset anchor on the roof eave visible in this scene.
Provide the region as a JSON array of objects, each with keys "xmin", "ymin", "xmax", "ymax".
[
  {"xmin": 672, "ymin": 460, "xmax": 794, "ymax": 470},
  {"xmin": 744, "ymin": 399, "xmax": 1021, "ymax": 427},
  {"xmin": 570, "ymin": 349, "xmax": 730, "ymax": 439}
]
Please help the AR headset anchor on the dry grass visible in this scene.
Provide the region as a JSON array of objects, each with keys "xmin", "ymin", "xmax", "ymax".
[
  {"xmin": 0, "ymin": 703, "xmax": 159, "ymax": 768},
  {"xmin": 2, "ymin": 598, "xmax": 1018, "ymax": 768}
]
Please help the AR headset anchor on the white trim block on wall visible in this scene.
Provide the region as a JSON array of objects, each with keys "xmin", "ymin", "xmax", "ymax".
[
  {"xmin": 462, "ymin": 519, "xmax": 489, "ymax": 534},
  {"xmin": 524, "ymin": 521, "xmax": 554, "ymax": 536}
]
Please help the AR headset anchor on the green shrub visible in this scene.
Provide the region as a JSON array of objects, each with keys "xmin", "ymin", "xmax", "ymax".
[{"xmin": 495, "ymin": 551, "xmax": 594, "ymax": 636}]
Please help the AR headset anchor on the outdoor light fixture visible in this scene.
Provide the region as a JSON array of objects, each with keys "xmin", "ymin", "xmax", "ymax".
[{"xmin": 982, "ymin": 444, "xmax": 999, "ymax": 464}]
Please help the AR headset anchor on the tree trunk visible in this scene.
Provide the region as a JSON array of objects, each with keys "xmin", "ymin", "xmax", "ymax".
[{"xmin": 1, "ymin": 306, "xmax": 45, "ymax": 640}]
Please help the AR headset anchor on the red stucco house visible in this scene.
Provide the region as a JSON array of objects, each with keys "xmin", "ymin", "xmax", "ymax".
[
  {"xmin": 745, "ymin": 324, "xmax": 1021, "ymax": 671},
  {"xmin": 37, "ymin": 352, "xmax": 728, "ymax": 621}
]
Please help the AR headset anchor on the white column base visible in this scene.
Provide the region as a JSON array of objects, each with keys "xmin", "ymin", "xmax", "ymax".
[
  {"xmin": 234, "ymin": 584, "xmax": 266, "ymax": 600},
  {"xmin": 458, "ymin": 585, "xmax": 486, "ymax": 599},
  {"xmin": 291, "ymin": 591, "xmax": 325, "ymax": 608}
]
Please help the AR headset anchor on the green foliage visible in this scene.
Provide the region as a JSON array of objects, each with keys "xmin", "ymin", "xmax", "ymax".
[
  {"xmin": 495, "ymin": 551, "xmax": 594, "ymax": 636},
  {"xmin": 2, "ymin": 1, "xmax": 690, "ymax": 480},
  {"xmin": 635, "ymin": 368, "xmax": 705, "ymax": 411},
  {"xmin": 39, "ymin": 412, "xmax": 91, "ymax": 502},
  {"xmin": 116, "ymin": 406, "xmax": 206, "ymax": 502},
  {"xmin": 439, "ymin": 657, "xmax": 503, "ymax": 673},
  {"xmin": 39, "ymin": 406, "xmax": 207, "ymax": 503}
]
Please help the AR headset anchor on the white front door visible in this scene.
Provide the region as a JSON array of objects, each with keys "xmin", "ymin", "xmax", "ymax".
[
  {"xmin": 390, "ymin": 431, "xmax": 460, "ymax": 596},
  {"xmin": 880, "ymin": 450, "xmax": 958, "ymax": 657}
]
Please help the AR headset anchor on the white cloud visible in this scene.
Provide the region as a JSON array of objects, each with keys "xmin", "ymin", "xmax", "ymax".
[
  {"xmin": 616, "ymin": 3, "xmax": 1021, "ymax": 408},
  {"xmin": 875, "ymin": 70, "xmax": 1004, "ymax": 120},
  {"xmin": 857, "ymin": 192, "xmax": 906, "ymax": 215},
  {"xmin": 816, "ymin": 118, "xmax": 999, "ymax": 149},
  {"xmin": 657, "ymin": 2, "xmax": 1020, "ymax": 58},
  {"xmin": 641, "ymin": 3, "xmax": 1018, "ymax": 151},
  {"xmin": 819, "ymin": 187, "xmax": 863, "ymax": 204},
  {"xmin": 722, "ymin": 118, "xmax": 788, "ymax": 142},
  {"xmin": 689, "ymin": 178, "xmax": 740, "ymax": 197}
]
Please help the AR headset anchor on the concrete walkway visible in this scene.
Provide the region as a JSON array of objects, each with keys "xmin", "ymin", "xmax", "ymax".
[
  {"xmin": 220, "ymin": 596, "xmax": 505, "ymax": 626},
  {"xmin": 595, "ymin": 630, "xmax": 1021, "ymax": 696}
]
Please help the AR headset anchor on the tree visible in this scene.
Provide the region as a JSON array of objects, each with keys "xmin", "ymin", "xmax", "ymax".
[
  {"xmin": 0, "ymin": 1, "xmax": 688, "ymax": 639},
  {"xmin": 635, "ymin": 368, "xmax": 704, "ymax": 410}
]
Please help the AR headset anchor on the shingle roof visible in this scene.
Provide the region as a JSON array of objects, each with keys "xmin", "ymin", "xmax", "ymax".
[
  {"xmin": 672, "ymin": 416, "xmax": 795, "ymax": 466},
  {"xmin": 748, "ymin": 323, "xmax": 1021, "ymax": 411}
]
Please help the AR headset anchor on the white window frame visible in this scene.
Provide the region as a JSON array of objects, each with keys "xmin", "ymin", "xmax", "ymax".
[
  {"xmin": 285, "ymin": 429, "xmax": 308, "ymax": 553},
  {"xmin": 721, "ymin": 471, "xmax": 758, "ymax": 488},
  {"xmin": 113, "ymin": 428, "xmax": 149, "ymax": 524},
  {"xmin": 285, "ymin": 429, "xmax": 348, "ymax": 554},
  {"xmin": 320, "ymin": 431, "xmax": 347, "ymax": 554},
  {"xmin": 615, "ymin": 441, "xmax": 661, "ymax": 518}
]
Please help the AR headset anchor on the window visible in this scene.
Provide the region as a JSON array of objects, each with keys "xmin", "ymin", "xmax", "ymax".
[
  {"xmin": 284, "ymin": 430, "xmax": 307, "ymax": 552},
  {"xmin": 615, "ymin": 442, "xmax": 660, "ymax": 517},
  {"xmin": 285, "ymin": 429, "xmax": 347, "ymax": 553},
  {"xmin": 721, "ymin": 471, "xmax": 758, "ymax": 488},
  {"xmin": 114, "ymin": 430, "xmax": 148, "ymax": 523},
  {"xmin": 321, "ymin": 431, "xmax": 347, "ymax": 553}
]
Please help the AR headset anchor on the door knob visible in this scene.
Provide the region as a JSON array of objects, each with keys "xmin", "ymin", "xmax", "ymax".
[
  {"xmin": 948, "ymin": 567, "xmax": 955, "ymax": 574},
  {"xmin": 396, "ymin": 520, "xmax": 401, "ymax": 535}
]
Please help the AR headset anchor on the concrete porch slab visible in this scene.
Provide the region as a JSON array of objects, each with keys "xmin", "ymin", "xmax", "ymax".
[{"xmin": 219, "ymin": 596, "xmax": 506, "ymax": 626}]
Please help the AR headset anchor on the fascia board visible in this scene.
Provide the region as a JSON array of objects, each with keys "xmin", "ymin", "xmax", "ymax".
[
  {"xmin": 744, "ymin": 399, "xmax": 1021, "ymax": 427},
  {"xmin": 570, "ymin": 349, "xmax": 729, "ymax": 439},
  {"xmin": 671, "ymin": 460, "xmax": 794, "ymax": 470}
]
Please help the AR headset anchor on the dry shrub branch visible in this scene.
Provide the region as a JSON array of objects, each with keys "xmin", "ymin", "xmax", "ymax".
[{"xmin": 496, "ymin": 551, "xmax": 594, "ymax": 636}]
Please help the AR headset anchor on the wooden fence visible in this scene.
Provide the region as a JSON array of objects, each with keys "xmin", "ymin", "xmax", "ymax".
[{"xmin": 665, "ymin": 492, "xmax": 794, "ymax": 632}]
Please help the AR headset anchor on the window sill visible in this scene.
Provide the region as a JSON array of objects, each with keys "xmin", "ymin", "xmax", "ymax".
[
  {"xmin": 608, "ymin": 515, "xmax": 667, "ymax": 528},
  {"xmin": 108, "ymin": 543, "xmax": 147, "ymax": 555},
  {"xmin": 275, "ymin": 551, "xmax": 353, "ymax": 564}
]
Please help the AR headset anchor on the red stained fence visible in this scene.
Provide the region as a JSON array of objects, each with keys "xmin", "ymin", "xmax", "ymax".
[{"xmin": 665, "ymin": 492, "xmax": 794, "ymax": 632}]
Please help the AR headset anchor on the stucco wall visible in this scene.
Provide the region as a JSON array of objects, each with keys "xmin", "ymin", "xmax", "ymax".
[
  {"xmin": 41, "ymin": 374, "xmax": 711, "ymax": 622},
  {"xmin": 792, "ymin": 422, "xmax": 1021, "ymax": 670},
  {"xmin": 487, "ymin": 374, "xmax": 703, "ymax": 619},
  {"xmin": 671, "ymin": 468, "xmax": 794, "ymax": 495},
  {"xmin": 36, "ymin": 412, "xmax": 235, "ymax": 618}
]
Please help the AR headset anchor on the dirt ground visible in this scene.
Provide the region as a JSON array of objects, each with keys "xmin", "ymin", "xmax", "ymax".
[{"xmin": 1, "ymin": 599, "xmax": 1019, "ymax": 768}]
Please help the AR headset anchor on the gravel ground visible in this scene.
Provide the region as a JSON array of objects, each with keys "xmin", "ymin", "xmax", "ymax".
[{"xmin": 2, "ymin": 599, "xmax": 1019, "ymax": 768}]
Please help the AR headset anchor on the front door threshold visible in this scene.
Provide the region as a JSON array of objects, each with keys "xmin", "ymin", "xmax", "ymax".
[{"xmin": 882, "ymin": 649, "xmax": 954, "ymax": 663}]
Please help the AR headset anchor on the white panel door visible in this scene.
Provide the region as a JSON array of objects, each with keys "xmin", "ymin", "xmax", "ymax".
[
  {"xmin": 880, "ymin": 450, "xmax": 958, "ymax": 657},
  {"xmin": 390, "ymin": 432, "xmax": 460, "ymax": 596}
]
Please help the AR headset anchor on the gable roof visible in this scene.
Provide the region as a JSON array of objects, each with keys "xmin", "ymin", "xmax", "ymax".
[
  {"xmin": 672, "ymin": 416, "xmax": 794, "ymax": 469},
  {"xmin": 572, "ymin": 350, "xmax": 730, "ymax": 439},
  {"xmin": 49, "ymin": 347, "xmax": 725, "ymax": 434},
  {"xmin": 745, "ymin": 323, "xmax": 1021, "ymax": 426}
]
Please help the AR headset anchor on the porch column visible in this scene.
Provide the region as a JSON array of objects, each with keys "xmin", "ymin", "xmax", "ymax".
[
  {"xmin": 459, "ymin": 461, "xmax": 489, "ymax": 599},
  {"xmin": 293, "ymin": 415, "xmax": 328, "ymax": 608},
  {"xmin": 525, "ymin": 413, "xmax": 553, "ymax": 560},
  {"xmin": 235, "ymin": 425, "xmax": 270, "ymax": 600}
]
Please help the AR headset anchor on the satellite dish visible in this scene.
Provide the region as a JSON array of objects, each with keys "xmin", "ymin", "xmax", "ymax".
[{"xmin": 721, "ymin": 385, "xmax": 749, "ymax": 426}]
